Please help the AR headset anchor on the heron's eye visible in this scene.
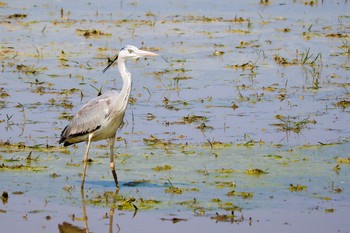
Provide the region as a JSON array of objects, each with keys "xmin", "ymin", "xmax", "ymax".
[{"xmin": 128, "ymin": 49, "xmax": 133, "ymax": 53}]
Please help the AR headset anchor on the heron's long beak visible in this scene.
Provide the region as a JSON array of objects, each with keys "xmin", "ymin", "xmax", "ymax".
[
  {"xmin": 137, "ymin": 49, "xmax": 159, "ymax": 57},
  {"xmin": 102, "ymin": 55, "xmax": 118, "ymax": 73}
]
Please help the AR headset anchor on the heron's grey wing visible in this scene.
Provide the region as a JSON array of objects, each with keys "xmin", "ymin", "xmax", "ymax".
[{"xmin": 60, "ymin": 90, "xmax": 120, "ymax": 143}]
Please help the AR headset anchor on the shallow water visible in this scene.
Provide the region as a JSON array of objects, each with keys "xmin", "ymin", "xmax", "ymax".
[{"xmin": 1, "ymin": 0, "xmax": 350, "ymax": 232}]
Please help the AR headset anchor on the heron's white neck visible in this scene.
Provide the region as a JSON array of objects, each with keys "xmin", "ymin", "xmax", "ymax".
[{"xmin": 118, "ymin": 58, "xmax": 132, "ymax": 106}]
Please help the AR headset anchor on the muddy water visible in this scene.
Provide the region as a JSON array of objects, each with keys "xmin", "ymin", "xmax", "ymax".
[{"xmin": 1, "ymin": 0, "xmax": 350, "ymax": 232}]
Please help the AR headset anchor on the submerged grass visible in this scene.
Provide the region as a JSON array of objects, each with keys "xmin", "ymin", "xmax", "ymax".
[
  {"xmin": 0, "ymin": 163, "xmax": 47, "ymax": 171},
  {"xmin": 0, "ymin": 141, "xmax": 70, "ymax": 154},
  {"xmin": 272, "ymin": 115, "xmax": 316, "ymax": 133},
  {"xmin": 85, "ymin": 191, "xmax": 162, "ymax": 211},
  {"xmin": 274, "ymin": 48, "xmax": 322, "ymax": 66}
]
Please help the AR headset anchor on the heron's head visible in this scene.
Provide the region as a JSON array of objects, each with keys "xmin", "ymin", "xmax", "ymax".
[
  {"xmin": 119, "ymin": 45, "xmax": 159, "ymax": 60},
  {"xmin": 103, "ymin": 45, "xmax": 158, "ymax": 73}
]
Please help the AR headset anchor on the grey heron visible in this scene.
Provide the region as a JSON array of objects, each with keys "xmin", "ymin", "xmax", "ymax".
[{"xmin": 59, "ymin": 45, "xmax": 158, "ymax": 190}]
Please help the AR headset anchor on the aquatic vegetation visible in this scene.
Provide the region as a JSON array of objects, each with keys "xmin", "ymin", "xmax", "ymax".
[
  {"xmin": 213, "ymin": 168, "xmax": 235, "ymax": 174},
  {"xmin": 210, "ymin": 211, "xmax": 236, "ymax": 223},
  {"xmin": 49, "ymin": 173, "xmax": 61, "ymax": 178},
  {"xmin": 85, "ymin": 191, "xmax": 162, "ymax": 211},
  {"xmin": 153, "ymin": 68, "xmax": 190, "ymax": 76},
  {"xmin": 0, "ymin": 88, "xmax": 9, "ymax": 98},
  {"xmin": 226, "ymin": 61, "xmax": 255, "ymax": 70},
  {"xmin": 335, "ymin": 100, "xmax": 350, "ymax": 109},
  {"xmin": 143, "ymin": 135, "xmax": 172, "ymax": 148},
  {"xmin": 7, "ymin": 13, "xmax": 26, "ymax": 19},
  {"xmin": 226, "ymin": 29, "xmax": 250, "ymax": 34},
  {"xmin": 165, "ymin": 186, "xmax": 183, "ymax": 195},
  {"xmin": 289, "ymin": 184, "xmax": 307, "ymax": 192},
  {"xmin": 203, "ymin": 140, "xmax": 232, "ymax": 149},
  {"xmin": 181, "ymin": 115, "xmax": 207, "ymax": 124},
  {"xmin": 176, "ymin": 199, "xmax": 197, "ymax": 207},
  {"xmin": 211, "ymin": 207, "xmax": 245, "ymax": 223},
  {"xmin": 273, "ymin": 54, "xmax": 298, "ymax": 66},
  {"xmin": 160, "ymin": 217, "xmax": 187, "ymax": 223},
  {"xmin": 235, "ymin": 40, "xmax": 261, "ymax": 49},
  {"xmin": 226, "ymin": 190, "xmax": 254, "ymax": 199},
  {"xmin": 0, "ymin": 163, "xmax": 47, "ymax": 171},
  {"xmin": 152, "ymin": 164, "xmax": 172, "ymax": 172},
  {"xmin": 0, "ymin": 141, "xmax": 70, "ymax": 154},
  {"xmin": 338, "ymin": 38, "xmax": 350, "ymax": 57},
  {"xmin": 16, "ymin": 64, "xmax": 47, "ymax": 75},
  {"xmin": 245, "ymin": 168, "xmax": 268, "ymax": 175},
  {"xmin": 303, "ymin": 0, "xmax": 319, "ymax": 6},
  {"xmin": 1, "ymin": 191, "xmax": 8, "ymax": 205},
  {"xmin": 272, "ymin": 115, "xmax": 316, "ymax": 133},
  {"xmin": 0, "ymin": 0, "xmax": 349, "ymax": 232},
  {"xmin": 300, "ymin": 48, "xmax": 322, "ymax": 65},
  {"xmin": 260, "ymin": 0, "xmax": 271, "ymax": 5},
  {"xmin": 326, "ymin": 33, "xmax": 348, "ymax": 38},
  {"xmin": 324, "ymin": 208, "xmax": 335, "ymax": 213},
  {"xmin": 277, "ymin": 28, "xmax": 291, "ymax": 33},
  {"xmin": 195, "ymin": 122, "xmax": 213, "ymax": 132},
  {"xmin": 274, "ymin": 48, "xmax": 322, "ymax": 66},
  {"xmin": 212, "ymin": 50, "xmax": 224, "ymax": 56},
  {"xmin": 76, "ymin": 29, "xmax": 111, "ymax": 37},
  {"xmin": 336, "ymin": 157, "xmax": 350, "ymax": 164},
  {"xmin": 215, "ymin": 181, "xmax": 236, "ymax": 189},
  {"xmin": 217, "ymin": 202, "xmax": 242, "ymax": 212}
]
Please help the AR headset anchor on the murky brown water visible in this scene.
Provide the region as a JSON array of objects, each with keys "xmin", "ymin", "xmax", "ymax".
[{"xmin": 1, "ymin": 0, "xmax": 350, "ymax": 232}]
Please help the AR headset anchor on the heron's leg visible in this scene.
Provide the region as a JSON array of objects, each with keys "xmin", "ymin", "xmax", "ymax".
[
  {"xmin": 109, "ymin": 136, "xmax": 119, "ymax": 190},
  {"xmin": 80, "ymin": 189, "xmax": 89, "ymax": 232},
  {"xmin": 81, "ymin": 133, "xmax": 93, "ymax": 190},
  {"xmin": 109, "ymin": 206, "xmax": 115, "ymax": 233}
]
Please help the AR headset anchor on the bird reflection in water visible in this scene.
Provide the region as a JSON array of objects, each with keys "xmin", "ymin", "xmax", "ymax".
[
  {"xmin": 58, "ymin": 222, "xmax": 86, "ymax": 233},
  {"xmin": 58, "ymin": 190, "xmax": 117, "ymax": 233}
]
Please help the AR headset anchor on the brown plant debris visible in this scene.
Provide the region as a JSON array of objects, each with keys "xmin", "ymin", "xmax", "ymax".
[
  {"xmin": 335, "ymin": 100, "xmax": 350, "ymax": 109},
  {"xmin": 226, "ymin": 190, "xmax": 254, "ymax": 199},
  {"xmin": 289, "ymin": 184, "xmax": 307, "ymax": 192},
  {"xmin": 245, "ymin": 168, "xmax": 268, "ymax": 175},
  {"xmin": 160, "ymin": 217, "xmax": 188, "ymax": 223},
  {"xmin": 76, "ymin": 29, "xmax": 111, "ymax": 37},
  {"xmin": 336, "ymin": 157, "xmax": 350, "ymax": 164}
]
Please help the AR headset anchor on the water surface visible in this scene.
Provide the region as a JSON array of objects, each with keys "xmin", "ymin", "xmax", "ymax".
[{"xmin": 0, "ymin": 0, "xmax": 350, "ymax": 232}]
